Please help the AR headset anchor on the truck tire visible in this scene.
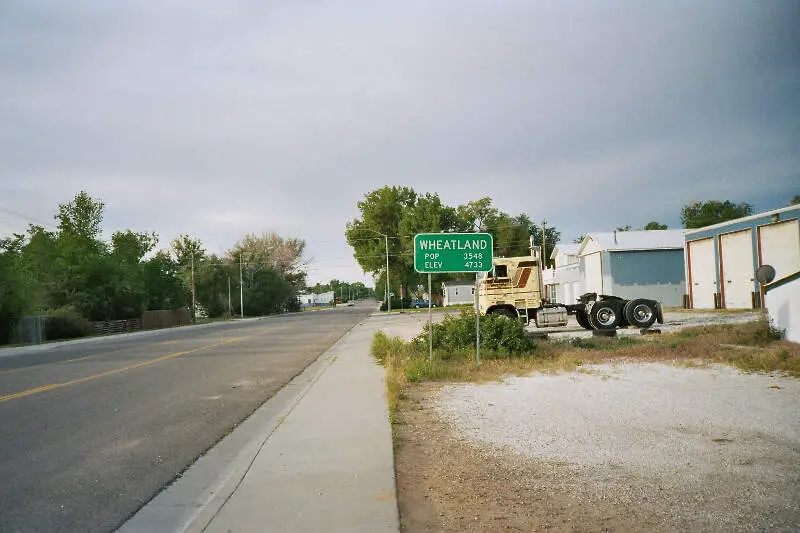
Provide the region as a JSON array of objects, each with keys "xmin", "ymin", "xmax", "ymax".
[
  {"xmin": 575, "ymin": 311, "xmax": 592, "ymax": 330},
  {"xmin": 624, "ymin": 299, "xmax": 657, "ymax": 328},
  {"xmin": 589, "ymin": 301, "xmax": 621, "ymax": 330},
  {"xmin": 489, "ymin": 307, "xmax": 517, "ymax": 320}
]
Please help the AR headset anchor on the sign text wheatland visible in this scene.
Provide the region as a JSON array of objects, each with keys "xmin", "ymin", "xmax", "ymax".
[{"xmin": 413, "ymin": 233, "xmax": 494, "ymax": 273}]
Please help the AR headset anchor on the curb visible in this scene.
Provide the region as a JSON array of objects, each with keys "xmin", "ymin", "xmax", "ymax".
[{"xmin": 118, "ymin": 318, "xmax": 369, "ymax": 533}]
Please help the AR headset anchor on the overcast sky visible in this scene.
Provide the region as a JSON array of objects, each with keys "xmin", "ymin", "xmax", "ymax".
[{"xmin": 1, "ymin": 1, "xmax": 798, "ymax": 286}]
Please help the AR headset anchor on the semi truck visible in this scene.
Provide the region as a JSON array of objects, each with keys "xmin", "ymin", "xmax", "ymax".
[{"xmin": 477, "ymin": 249, "xmax": 664, "ymax": 330}]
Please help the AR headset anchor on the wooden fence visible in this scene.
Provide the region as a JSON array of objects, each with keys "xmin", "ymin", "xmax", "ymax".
[{"xmin": 89, "ymin": 318, "xmax": 143, "ymax": 335}]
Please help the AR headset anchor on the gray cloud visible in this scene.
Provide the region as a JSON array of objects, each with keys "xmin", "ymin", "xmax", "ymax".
[{"xmin": 1, "ymin": 1, "xmax": 798, "ymax": 283}]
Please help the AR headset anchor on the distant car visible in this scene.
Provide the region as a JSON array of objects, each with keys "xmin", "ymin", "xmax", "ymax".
[{"xmin": 411, "ymin": 300, "xmax": 437, "ymax": 308}]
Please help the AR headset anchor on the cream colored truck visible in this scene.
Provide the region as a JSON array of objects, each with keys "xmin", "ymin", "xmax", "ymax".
[{"xmin": 477, "ymin": 251, "xmax": 664, "ymax": 330}]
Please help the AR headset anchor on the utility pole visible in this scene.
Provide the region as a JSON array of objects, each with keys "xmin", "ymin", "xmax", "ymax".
[
  {"xmin": 542, "ymin": 220, "xmax": 547, "ymax": 268},
  {"xmin": 239, "ymin": 255, "xmax": 244, "ymax": 318},
  {"xmin": 191, "ymin": 254, "xmax": 197, "ymax": 323},
  {"xmin": 228, "ymin": 276, "xmax": 232, "ymax": 317}
]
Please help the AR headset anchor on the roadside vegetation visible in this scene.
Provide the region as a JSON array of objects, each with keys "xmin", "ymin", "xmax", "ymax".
[
  {"xmin": 0, "ymin": 191, "xmax": 308, "ymax": 345},
  {"xmin": 372, "ymin": 311, "xmax": 799, "ymax": 425}
]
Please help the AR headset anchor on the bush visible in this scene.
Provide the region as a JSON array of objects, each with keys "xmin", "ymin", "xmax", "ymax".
[
  {"xmin": 44, "ymin": 307, "xmax": 93, "ymax": 341},
  {"xmin": 371, "ymin": 330, "xmax": 408, "ymax": 365},
  {"xmin": 413, "ymin": 310, "xmax": 536, "ymax": 355}
]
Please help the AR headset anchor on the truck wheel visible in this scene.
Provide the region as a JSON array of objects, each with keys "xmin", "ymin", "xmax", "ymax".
[
  {"xmin": 575, "ymin": 311, "xmax": 592, "ymax": 330},
  {"xmin": 498, "ymin": 308, "xmax": 517, "ymax": 320},
  {"xmin": 624, "ymin": 299, "xmax": 657, "ymax": 328},
  {"xmin": 589, "ymin": 301, "xmax": 620, "ymax": 330},
  {"xmin": 489, "ymin": 308, "xmax": 517, "ymax": 320}
]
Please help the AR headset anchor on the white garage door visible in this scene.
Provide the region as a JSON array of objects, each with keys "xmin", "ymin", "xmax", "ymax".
[
  {"xmin": 720, "ymin": 229, "xmax": 754, "ymax": 309},
  {"xmin": 759, "ymin": 219, "xmax": 800, "ymax": 281},
  {"xmin": 688, "ymin": 238, "xmax": 716, "ymax": 309}
]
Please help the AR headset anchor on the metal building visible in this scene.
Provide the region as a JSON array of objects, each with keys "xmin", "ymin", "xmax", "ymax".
[
  {"xmin": 578, "ymin": 230, "xmax": 686, "ymax": 307},
  {"xmin": 685, "ymin": 205, "xmax": 800, "ymax": 309},
  {"xmin": 441, "ymin": 281, "xmax": 475, "ymax": 306},
  {"xmin": 298, "ymin": 291, "xmax": 335, "ymax": 308}
]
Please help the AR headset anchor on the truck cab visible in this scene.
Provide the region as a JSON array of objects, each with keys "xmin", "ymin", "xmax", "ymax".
[{"xmin": 478, "ymin": 249, "xmax": 663, "ymax": 330}]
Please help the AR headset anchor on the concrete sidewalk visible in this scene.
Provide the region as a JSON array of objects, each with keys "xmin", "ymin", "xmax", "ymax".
[{"xmin": 119, "ymin": 314, "xmax": 400, "ymax": 533}]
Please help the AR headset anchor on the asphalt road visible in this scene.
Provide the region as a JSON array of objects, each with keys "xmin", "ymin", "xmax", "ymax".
[{"xmin": 0, "ymin": 305, "xmax": 372, "ymax": 532}]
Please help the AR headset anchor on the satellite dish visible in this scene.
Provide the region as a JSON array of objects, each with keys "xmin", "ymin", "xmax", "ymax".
[{"xmin": 756, "ymin": 265, "xmax": 776, "ymax": 284}]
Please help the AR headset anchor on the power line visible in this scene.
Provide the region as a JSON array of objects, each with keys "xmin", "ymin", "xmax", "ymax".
[{"xmin": 0, "ymin": 205, "xmax": 55, "ymax": 231}]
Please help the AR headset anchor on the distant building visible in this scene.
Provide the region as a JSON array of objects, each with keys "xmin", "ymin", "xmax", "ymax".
[
  {"xmin": 578, "ymin": 230, "xmax": 686, "ymax": 307},
  {"xmin": 441, "ymin": 281, "xmax": 475, "ymax": 306},
  {"xmin": 298, "ymin": 291, "xmax": 335, "ymax": 308},
  {"xmin": 542, "ymin": 243, "xmax": 583, "ymax": 305},
  {"xmin": 684, "ymin": 205, "xmax": 800, "ymax": 309}
]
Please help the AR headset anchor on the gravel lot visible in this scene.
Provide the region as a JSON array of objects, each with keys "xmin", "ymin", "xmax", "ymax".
[
  {"xmin": 378, "ymin": 308, "xmax": 799, "ymax": 530},
  {"xmin": 436, "ymin": 363, "xmax": 800, "ymax": 531}
]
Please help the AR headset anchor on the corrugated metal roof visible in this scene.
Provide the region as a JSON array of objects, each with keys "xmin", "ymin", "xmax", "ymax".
[
  {"xmin": 550, "ymin": 242, "xmax": 580, "ymax": 260},
  {"xmin": 552, "ymin": 243, "xmax": 580, "ymax": 255},
  {"xmin": 579, "ymin": 229, "xmax": 685, "ymax": 254},
  {"xmin": 683, "ymin": 204, "xmax": 800, "ymax": 235}
]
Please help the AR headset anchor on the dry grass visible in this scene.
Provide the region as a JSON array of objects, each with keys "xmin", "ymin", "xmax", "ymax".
[{"xmin": 371, "ymin": 318, "xmax": 800, "ymax": 430}]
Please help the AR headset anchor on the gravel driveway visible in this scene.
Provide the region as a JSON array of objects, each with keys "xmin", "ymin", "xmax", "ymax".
[{"xmin": 436, "ymin": 363, "xmax": 800, "ymax": 531}]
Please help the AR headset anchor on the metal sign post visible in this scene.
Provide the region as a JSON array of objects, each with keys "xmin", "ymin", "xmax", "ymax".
[
  {"xmin": 475, "ymin": 272, "xmax": 480, "ymax": 365},
  {"xmin": 413, "ymin": 232, "xmax": 493, "ymax": 366},
  {"xmin": 428, "ymin": 273, "xmax": 433, "ymax": 363}
]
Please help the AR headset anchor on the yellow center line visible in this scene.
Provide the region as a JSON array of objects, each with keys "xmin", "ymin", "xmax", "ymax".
[{"xmin": 0, "ymin": 336, "xmax": 250, "ymax": 403}]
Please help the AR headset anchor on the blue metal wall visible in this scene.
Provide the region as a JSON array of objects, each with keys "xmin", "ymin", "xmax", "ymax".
[
  {"xmin": 684, "ymin": 206, "xmax": 800, "ymax": 305},
  {"xmin": 605, "ymin": 249, "xmax": 686, "ymax": 306}
]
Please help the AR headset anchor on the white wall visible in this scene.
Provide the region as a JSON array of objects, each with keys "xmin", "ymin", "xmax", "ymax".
[
  {"xmin": 765, "ymin": 277, "xmax": 800, "ymax": 343},
  {"xmin": 583, "ymin": 252, "xmax": 603, "ymax": 294},
  {"xmin": 443, "ymin": 283, "xmax": 474, "ymax": 306}
]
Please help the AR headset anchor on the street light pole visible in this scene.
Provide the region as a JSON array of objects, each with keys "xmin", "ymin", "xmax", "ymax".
[
  {"xmin": 384, "ymin": 234, "xmax": 391, "ymax": 313},
  {"xmin": 359, "ymin": 228, "xmax": 391, "ymax": 313},
  {"xmin": 239, "ymin": 255, "xmax": 244, "ymax": 318}
]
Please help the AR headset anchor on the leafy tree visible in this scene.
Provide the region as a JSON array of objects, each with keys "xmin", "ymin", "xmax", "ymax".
[
  {"xmin": 143, "ymin": 251, "xmax": 189, "ymax": 310},
  {"xmin": 455, "ymin": 197, "xmax": 496, "ymax": 232},
  {"xmin": 112, "ymin": 230, "xmax": 157, "ymax": 264},
  {"xmin": 345, "ymin": 186, "xmax": 423, "ymax": 300},
  {"xmin": 170, "ymin": 234, "xmax": 205, "ymax": 266},
  {"xmin": 227, "ymin": 232, "xmax": 306, "ymax": 276},
  {"xmin": 55, "ymin": 191, "xmax": 105, "ymax": 243},
  {"xmin": 644, "ymin": 221, "xmax": 668, "ymax": 230},
  {"xmin": 194, "ymin": 255, "xmax": 236, "ymax": 317},
  {"xmin": 227, "ymin": 232, "xmax": 307, "ymax": 306},
  {"xmin": 615, "ymin": 224, "xmax": 633, "ymax": 232},
  {"xmin": 680, "ymin": 200, "xmax": 753, "ymax": 229},
  {"xmin": 790, "ymin": 195, "xmax": 800, "ymax": 205},
  {"xmin": 0, "ymin": 241, "xmax": 26, "ymax": 343},
  {"xmin": 346, "ymin": 188, "xmax": 563, "ymax": 296},
  {"xmin": 456, "ymin": 200, "xmax": 559, "ymax": 264},
  {"xmin": 226, "ymin": 232, "xmax": 308, "ymax": 314}
]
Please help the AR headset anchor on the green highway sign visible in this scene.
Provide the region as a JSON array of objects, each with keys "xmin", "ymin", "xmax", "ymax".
[{"xmin": 414, "ymin": 233, "xmax": 493, "ymax": 273}]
